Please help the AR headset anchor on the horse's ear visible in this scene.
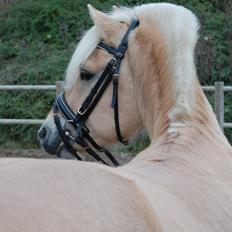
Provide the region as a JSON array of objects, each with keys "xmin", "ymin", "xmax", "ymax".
[{"xmin": 87, "ymin": 4, "xmax": 119, "ymax": 41}]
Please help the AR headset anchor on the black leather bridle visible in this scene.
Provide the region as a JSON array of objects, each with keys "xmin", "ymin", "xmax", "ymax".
[{"xmin": 53, "ymin": 19, "xmax": 139, "ymax": 166}]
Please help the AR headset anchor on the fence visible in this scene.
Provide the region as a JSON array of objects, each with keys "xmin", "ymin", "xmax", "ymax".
[{"xmin": 0, "ymin": 81, "xmax": 231, "ymax": 131}]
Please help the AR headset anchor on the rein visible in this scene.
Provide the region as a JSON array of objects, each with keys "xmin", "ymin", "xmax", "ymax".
[{"xmin": 53, "ymin": 19, "xmax": 139, "ymax": 166}]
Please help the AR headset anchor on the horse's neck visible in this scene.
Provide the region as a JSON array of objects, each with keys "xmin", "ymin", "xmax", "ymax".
[
  {"xmin": 131, "ymin": 123, "xmax": 231, "ymax": 169},
  {"xmin": 134, "ymin": 82, "xmax": 231, "ymax": 164}
]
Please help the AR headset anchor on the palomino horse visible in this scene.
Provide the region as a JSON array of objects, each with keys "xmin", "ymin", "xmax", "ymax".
[{"xmin": 1, "ymin": 3, "xmax": 232, "ymax": 232}]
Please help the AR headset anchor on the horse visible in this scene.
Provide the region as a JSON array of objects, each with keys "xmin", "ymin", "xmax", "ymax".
[{"xmin": 1, "ymin": 3, "xmax": 232, "ymax": 232}]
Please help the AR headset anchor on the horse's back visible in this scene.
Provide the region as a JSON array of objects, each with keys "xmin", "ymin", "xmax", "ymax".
[{"xmin": 0, "ymin": 158, "xmax": 159, "ymax": 232}]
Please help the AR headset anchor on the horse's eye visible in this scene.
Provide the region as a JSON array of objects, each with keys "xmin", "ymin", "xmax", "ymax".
[{"xmin": 80, "ymin": 70, "xmax": 94, "ymax": 81}]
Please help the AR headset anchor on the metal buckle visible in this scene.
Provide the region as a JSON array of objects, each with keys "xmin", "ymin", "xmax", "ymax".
[
  {"xmin": 77, "ymin": 107, "xmax": 87, "ymax": 115},
  {"xmin": 110, "ymin": 57, "xmax": 117, "ymax": 67},
  {"xmin": 64, "ymin": 130, "xmax": 76, "ymax": 141},
  {"xmin": 113, "ymin": 72, "xmax": 119, "ymax": 78},
  {"xmin": 63, "ymin": 120, "xmax": 77, "ymax": 141}
]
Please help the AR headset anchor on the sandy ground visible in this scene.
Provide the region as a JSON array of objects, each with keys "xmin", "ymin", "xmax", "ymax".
[{"xmin": 0, "ymin": 149, "xmax": 135, "ymax": 165}]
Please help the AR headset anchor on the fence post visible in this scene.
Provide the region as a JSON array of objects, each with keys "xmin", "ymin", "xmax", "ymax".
[
  {"xmin": 56, "ymin": 81, "xmax": 65, "ymax": 95},
  {"xmin": 214, "ymin": 82, "xmax": 224, "ymax": 132}
]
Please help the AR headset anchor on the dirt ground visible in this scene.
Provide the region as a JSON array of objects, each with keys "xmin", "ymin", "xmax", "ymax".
[
  {"xmin": 0, "ymin": 149, "xmax": 135, "ymax": 165},
  {"xmin": 0, "ymin": 149, "xmax": 56, "ymax": 159}
]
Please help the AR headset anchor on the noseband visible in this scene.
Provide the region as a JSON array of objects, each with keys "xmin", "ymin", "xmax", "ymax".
[{"xmin": 53, "ymin": 19, "xmax": 139, "ymax": 166}]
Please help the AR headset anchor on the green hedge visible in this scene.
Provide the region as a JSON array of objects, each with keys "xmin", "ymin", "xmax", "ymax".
[{"xmin": 0, "ymin": 0, "xmax": 231, "ymax": 148}]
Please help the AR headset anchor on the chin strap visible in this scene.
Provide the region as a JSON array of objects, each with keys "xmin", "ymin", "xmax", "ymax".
[{"xmin": 111, "ymin": 74, "xmax": 128, "ymax": 145}]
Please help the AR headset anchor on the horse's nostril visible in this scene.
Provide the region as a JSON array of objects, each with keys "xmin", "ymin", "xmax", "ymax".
[{"xmin": 38, "ymin": 127, "xmax": 46, "ymax": 139}]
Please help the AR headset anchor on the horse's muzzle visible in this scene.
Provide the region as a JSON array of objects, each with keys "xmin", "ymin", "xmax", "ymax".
[{"xmin": 37, "ymin": 126, "xmax": 61, "ymax": 154}]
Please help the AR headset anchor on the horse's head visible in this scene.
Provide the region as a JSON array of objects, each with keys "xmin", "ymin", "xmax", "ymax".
[
  {"xmin": 38, "ymin": 5, "xmax": 143, "ymax": 157},
  {"xmin": 38, "ymin": 3, "xmax": 201, "ymax": 160}
]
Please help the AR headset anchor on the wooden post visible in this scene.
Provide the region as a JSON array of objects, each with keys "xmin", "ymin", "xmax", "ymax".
[
  {"xmin": 56, "ymin": 81, "xmax": 65, "ymax": 95},
  {"xmin": 214, "ymin": 82, "xmax": 224, "ymax": 132}
]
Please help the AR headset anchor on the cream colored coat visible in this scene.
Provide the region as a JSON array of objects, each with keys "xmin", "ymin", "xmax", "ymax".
[{"xmin": 1, "ymin": 124, "xmax": 232, "ymax": 232}]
